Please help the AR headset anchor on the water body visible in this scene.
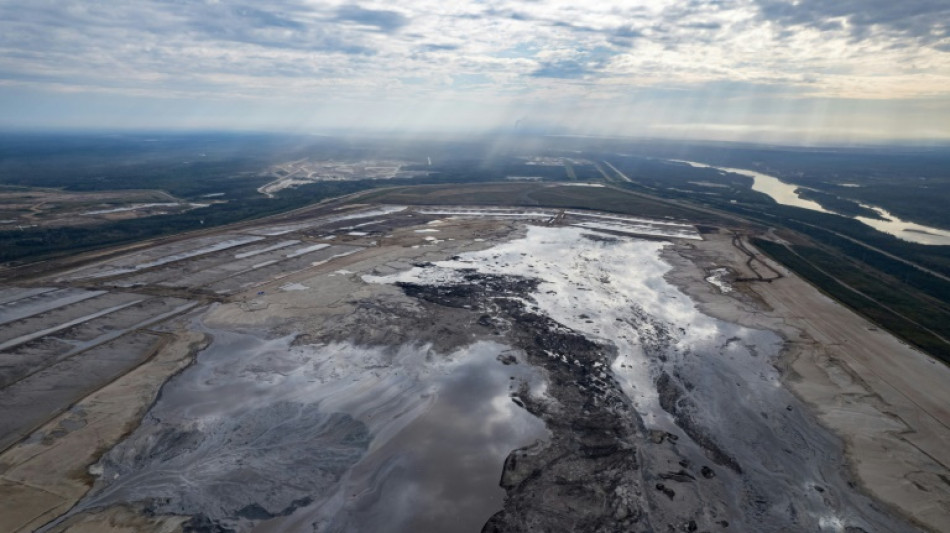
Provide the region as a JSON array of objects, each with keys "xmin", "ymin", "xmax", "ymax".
[
  {"xmin": 369, "ymin": 226, "xmax": 912, "ymax": 531},
  {"xmin": 65, "ymin": 330, "xmax": 547, "ymax": 533},
  {"xmin": 855, "ymin": 205, "xmax": 950, "ymax": 246},
  {"xmin": 676, "ymin": 160, "xmax": 950, "ymax": 246}
]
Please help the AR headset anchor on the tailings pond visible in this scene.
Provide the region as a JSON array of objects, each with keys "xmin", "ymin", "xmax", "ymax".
[{"xmin": 61, "ymin": 328, "xmax": 547, "ymax": 533}]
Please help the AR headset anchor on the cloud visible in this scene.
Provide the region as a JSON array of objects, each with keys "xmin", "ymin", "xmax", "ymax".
[
  {"xmin": 183, "ymin": 2, "xmax": 381, "ymax": 54},
  {"xmin": 755, "ymin": 0, "xmax": 950, "ymax": 46},
  {"xmin": 530, "ymin": 45, "xmax": 621, "ymax": 80},
  {"xmin": 0, "ymin": 0, "xmax": 948, "ymax": 141},
  {"xmin": 683, "ymin": 21, "xmax": 722, "ymax": 31},
  {"xmin": 614, "ymin": 25, "xmax": 644, "ymax": 39},
  {"xmin": 334, "ymin": 4, "xmax": 409, "ymax": 33},
  {"xmin": 420, "ymin": 43, "xmax": 460, "ymax": 52},
  {"xmin": 226, "ymin": 6, "xmax": 307, "ymax": 31},
  {"xmin": 531, "ymin": 60, "xmax": 593, "ymax": 79}
]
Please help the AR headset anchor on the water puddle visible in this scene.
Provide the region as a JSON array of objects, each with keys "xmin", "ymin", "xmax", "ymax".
[
  {"xmin": 65, "ymin": 329, "xmax": 547, "ymax": 533},
  {"xmin": 366, "ymin": 225, "xmax": 909, "ymax": 530}
]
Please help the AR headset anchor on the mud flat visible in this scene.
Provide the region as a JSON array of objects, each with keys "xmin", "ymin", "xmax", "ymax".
[
  {"xmin": 0, "ymin": 206, "xmax": 943, "ymax": 532},
  {"xmin": 0, "ymin": 325, "xmax": 208, "ymax": 533},
  {"xmin": 369, "ymin": 225, "xmax": 912, "ymax": 531},
  {"xmin": 0, "ymin": 288, "xmax": 104, "ymax": 325},
  {"xmin": 0, "ymin": 286, "xmax": 200, "ymax": 453},
  {"xmin": 56, "ymin": 235, "xmax": 266, "ymax": 282},
  {"xmin": 55, "ymin": 334, "xmax": 546, "ymax": 533},
  {"xmin": 663, "ymin": 230, "xmax": 950, "ymax": 531}
]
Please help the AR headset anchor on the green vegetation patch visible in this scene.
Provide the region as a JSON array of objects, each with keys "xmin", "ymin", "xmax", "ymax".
[
  {"xmin": 0, "ymin": 180, "xmax": 372, "ymax": 264},
  {"xmin": 754, "ymin": 239, "xmax": 950, "ymax": 363}
]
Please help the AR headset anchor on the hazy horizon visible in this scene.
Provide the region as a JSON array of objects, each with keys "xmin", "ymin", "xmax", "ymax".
[{"xmin": 1, "ymin": 1, "xmax": 948, "ymax": 144}]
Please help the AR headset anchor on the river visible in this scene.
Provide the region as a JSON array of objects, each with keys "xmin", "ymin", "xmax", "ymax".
[{"xmin": 675, "ymin": 160, "xmax": 950, "ymax": 246}]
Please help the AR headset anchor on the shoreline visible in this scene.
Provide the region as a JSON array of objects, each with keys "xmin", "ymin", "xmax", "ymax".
[
  {"xmin": 2, "ymin": 214, "xmax": 946, "ymax": 531},
  {"xmin": 663, "ymin": 230, "xmax": 950, "ymax": 532},
  {"xmin": 0, "ymin": 323, "xmax": 210, "ymax": 532}
]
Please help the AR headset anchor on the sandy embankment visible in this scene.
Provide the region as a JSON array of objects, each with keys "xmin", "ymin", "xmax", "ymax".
[
  {"xmin": 665, "ymin": 231, "xmax": 950, "ymax": 532},
  {"xmin": 5, "ymin": 218, "xmax": 947, "ymax": 531},
  {"xmin": 0, "ymin": 326, "xmax": 209, "ymax": 533}
]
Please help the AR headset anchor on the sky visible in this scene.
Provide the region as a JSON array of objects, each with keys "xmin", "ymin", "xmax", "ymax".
[{"xmin": 0, "ymin": 0, "xmax": 948, "ymax": 144}]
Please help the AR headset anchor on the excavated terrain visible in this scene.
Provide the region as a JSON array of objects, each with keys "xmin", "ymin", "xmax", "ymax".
[{"xmin": 0, "ymin": 203, "xmax": 945, "ymax": 533}]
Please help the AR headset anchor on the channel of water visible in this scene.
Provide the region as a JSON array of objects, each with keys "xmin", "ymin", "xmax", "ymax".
[{"xmin": 675, "ymin": 160, "xmax": 950, "ymax": 246}]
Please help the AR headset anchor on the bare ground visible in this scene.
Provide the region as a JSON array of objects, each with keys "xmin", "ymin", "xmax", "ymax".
[
  {"xmin": 664, "ymin": 230, "xmax": 950, "ymax": 532},
  {"xmin": 0, "ymin": 324, "xmax": 209, "ymax": 533},
  {"xmin": 1, "ymin": 213, "xmax": 946, "ymax": 532}
]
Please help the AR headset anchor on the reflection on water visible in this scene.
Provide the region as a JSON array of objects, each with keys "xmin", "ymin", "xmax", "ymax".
[
  {"xmin": 303, "ymin": 343, "xmax": 547, "ymax": 533},
  {"xmin": 70, "ymin": 330, "xmax": 547, "ymax": 533},
  {"xmin": 729, "ymin": 166, "xmax": 831, "ymax": 213},
  {"xmin": 674, "ymin": 159, "xmax": 830, "ymax": 212},
  {"xmin": 855, "ymin": 205, "xmax": 950, "ymax": 246},
  {"xmin": 675, "ymin": 160, "xmax": 950, "ymax": 246}
]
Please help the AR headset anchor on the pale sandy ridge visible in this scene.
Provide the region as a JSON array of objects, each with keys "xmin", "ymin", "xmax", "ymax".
[
  {"xmin": 665, "ymin": 231, "xmax": 950, "ymax": 532},
  {"xmin": 0, "ymin": 327, "xmax": 209, "ymax": 533},
  {"xmin": 3, "ymin": 217, "xmax": 947, "ymax": 531}
]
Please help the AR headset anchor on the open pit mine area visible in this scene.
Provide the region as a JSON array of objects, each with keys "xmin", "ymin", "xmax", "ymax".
[{"xmin": 1, "ymin": 203, "xmax": 947, "ymax": 533}]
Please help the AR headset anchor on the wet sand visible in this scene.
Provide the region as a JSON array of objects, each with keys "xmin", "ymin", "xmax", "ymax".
[
  {"xmin": 2, "ymin": 208, "xmax": 945, "ymax": 532},
  {"xmin": 0, "ymin": 325, "xmax": 208, "ymax": 533},
  {"xmin": 664, "ymin": 230, "xmax": 950, "ymax": 531},
  {"xmin": 53, "ymin": 332, "xmax": 546, "ymax": 533}
]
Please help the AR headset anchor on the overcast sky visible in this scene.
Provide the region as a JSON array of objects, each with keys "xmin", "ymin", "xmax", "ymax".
[{"xmin": 1, "ymin": 0, "xmax": 948, "ymax": 143}]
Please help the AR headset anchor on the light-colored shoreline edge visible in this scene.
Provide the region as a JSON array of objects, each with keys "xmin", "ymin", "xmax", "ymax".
[{"xmin": 663, "ymin": 230, "xmax": 950, "ymax": 532}]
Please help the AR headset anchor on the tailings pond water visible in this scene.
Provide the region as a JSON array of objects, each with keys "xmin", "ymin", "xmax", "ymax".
[{"xmin": 64, "ymin": 329, "xmax": 547, "ymax": 532}]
